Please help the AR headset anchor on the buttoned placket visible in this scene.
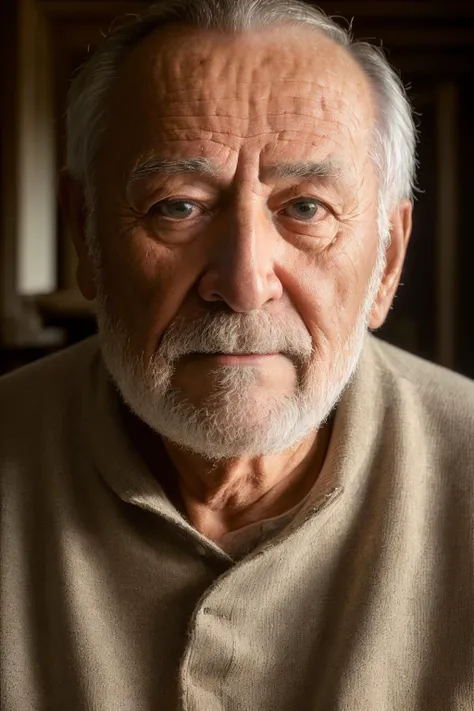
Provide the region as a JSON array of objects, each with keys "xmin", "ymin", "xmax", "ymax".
[{"xmin": 178, "ymin": 485, "xmax": 344, "ymax": 711}]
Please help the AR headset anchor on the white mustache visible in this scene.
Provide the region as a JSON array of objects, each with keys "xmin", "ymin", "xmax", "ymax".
[{"xmin": 157, "ymin": 311, "xmax": 314, "ymax": 364}]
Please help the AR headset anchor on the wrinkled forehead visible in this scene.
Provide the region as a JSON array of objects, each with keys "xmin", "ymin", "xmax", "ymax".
[{"xmin": 103, "ymin": 24, "xmax": 376, "ymax": 170}]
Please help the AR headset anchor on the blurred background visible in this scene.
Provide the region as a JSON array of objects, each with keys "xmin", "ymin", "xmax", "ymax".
[{"xmin": 1, "ymin": 0, "xmax": 473, "ymax": 376}]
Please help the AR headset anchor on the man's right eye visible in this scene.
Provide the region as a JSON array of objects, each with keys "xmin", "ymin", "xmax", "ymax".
[{"xmin": 153, "ymin": 200, "xmax": 200, "ymax": 220}]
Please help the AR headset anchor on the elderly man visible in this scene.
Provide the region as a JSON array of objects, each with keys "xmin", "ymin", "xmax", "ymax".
[{"xmin": 2, "ymin": 0, "xmax": 473, "ymax": 709}]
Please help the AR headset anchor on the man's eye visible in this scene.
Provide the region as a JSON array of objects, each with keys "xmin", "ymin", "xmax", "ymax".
[
  {"xmin": 282, "ymin": 199, "xmax": 324, "ymax": 221},
  {"xmin": 153, "ymin": 200, "xmax": 198, "ymax": 220}
]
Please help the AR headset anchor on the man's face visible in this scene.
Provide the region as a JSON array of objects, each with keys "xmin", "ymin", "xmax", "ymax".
[{"xmin": 79, "ymin": 25, "xmax": 402, "ymax": 459}]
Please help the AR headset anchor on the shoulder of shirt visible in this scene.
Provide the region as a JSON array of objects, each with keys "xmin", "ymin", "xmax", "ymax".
[
  {"xmin": 364, "ymin": 333, "xmax": 474, "ymax": 421},
  {"xmin": 0, "ymin": 336, "xmax": 104, "ymax": 459},
  {"xmin": 0, "ymin": 335, "xmax": 101, "ymax": 404}
]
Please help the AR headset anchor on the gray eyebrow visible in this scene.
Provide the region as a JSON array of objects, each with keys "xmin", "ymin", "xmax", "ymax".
[
  {"xmin": 127, "ymin": 156, "xmax": 343, "ymax": 187},
  {"xmin": 127, "ymin": 157, "xmax": 219, "ymax": 184},
  {"xmin": 263, "ymin": 159, "xmax": 342, "ymax": 181}
]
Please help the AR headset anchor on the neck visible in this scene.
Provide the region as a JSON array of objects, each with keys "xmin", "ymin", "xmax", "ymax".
[{"xmin": 123, "ymin": 407, "xmax": 332, "ymax": 543}]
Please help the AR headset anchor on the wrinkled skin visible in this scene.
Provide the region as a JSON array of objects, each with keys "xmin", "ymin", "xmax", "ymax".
[{"xmin": 62, "ymin": 24, "xmax": 412, "ymax": 540}]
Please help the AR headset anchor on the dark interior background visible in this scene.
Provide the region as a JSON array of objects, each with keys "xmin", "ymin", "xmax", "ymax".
[{"xmin": 1, "ymin": 0, "xmax": 473, "ymax": 376}]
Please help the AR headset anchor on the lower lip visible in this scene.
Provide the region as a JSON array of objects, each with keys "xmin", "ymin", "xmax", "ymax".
[{"xmin": 191, "ymin": 353, "xmax": 279, "ymax": 365}]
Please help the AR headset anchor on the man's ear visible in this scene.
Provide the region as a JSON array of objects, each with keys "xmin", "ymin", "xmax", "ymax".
[
  {"xmin": 58, "ymin": 169, "xmax": 97, "ymax": 301},
  {"xmin": 368, "ymin": 199, "xmax": 413, "ymax": 329}
]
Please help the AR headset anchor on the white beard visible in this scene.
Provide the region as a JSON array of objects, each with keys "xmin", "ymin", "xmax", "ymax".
[{"xmin": 95, "ymin": 241, "xmax": 386, "ymax": 462}]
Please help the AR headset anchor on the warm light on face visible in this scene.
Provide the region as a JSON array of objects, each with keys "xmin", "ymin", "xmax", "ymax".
[{"xmin": 86, "ymin": 26, "xmax": 392, "ymax": 458}]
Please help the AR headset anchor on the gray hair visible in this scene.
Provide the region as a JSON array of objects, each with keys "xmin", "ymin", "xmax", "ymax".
[{"xmin": 67, "ymin": 0, "xmax": 417, "ymax": 236}]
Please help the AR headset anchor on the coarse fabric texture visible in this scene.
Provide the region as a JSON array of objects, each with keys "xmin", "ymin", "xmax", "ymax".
[{"xmin": 1, "ymin": 334, "xmax": 473, "ymax": 711}]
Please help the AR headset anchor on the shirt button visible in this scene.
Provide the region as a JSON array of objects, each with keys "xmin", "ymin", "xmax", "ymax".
[{"xmin": 196, "ymin": 543, "xmax": 207, "ymax": 556}]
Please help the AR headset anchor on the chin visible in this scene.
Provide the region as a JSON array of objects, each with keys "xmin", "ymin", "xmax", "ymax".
[
  {"xmin": 97, "ymin": 299, "xmax": 369, "ymax": 461},
  {"xmin": 173, "ymin": 370, "xmax": 297, "ymax": 412},
  {"xmin": 111, "ymin": 363, "xmax": 344, "ymax": 461}
]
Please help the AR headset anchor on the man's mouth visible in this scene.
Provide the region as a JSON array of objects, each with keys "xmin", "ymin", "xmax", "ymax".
[{"xmin": 188, "ymin": 352, "xmax": 280, "ymax": 364}]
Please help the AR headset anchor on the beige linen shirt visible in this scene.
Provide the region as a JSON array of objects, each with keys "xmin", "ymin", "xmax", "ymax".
[{"xmin": 1, "ymin": 334, "xmax": 473, "ymax": 711}]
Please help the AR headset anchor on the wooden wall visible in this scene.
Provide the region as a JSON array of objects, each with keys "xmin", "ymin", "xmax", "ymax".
[{"xmin": 1, "ymin": 0, "xmax": 473, "ymax": 375}]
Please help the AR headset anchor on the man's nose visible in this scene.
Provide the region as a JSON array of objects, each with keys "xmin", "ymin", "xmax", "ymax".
[{"xmin": 197, "ymin": 199, "xmax": 284, "ymax": 312}]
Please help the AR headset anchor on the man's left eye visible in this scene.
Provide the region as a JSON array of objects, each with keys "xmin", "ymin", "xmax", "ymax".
[{"xmin": 281, "ymin": 199, "xmax": 324, "ymax": 221}]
